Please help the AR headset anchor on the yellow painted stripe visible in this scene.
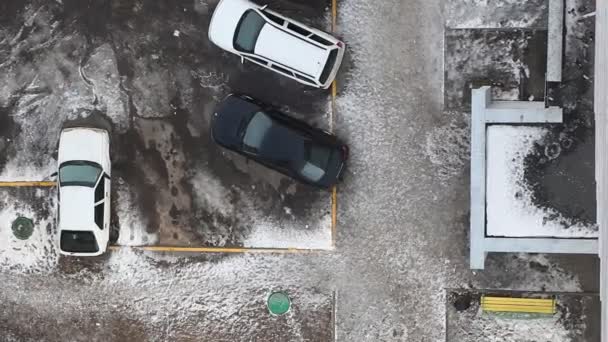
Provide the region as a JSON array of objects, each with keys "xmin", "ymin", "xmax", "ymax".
[
  {"xmin": 482, "ymin": 297, "xmax": 555, "ymax": 304},
  {"xmin": 108, "ymin": 245, "xmax": 331, "ymax": 254},
  {"xmin": 331, "ymin": 185, "xmax": 337, "ymax": 247},
  {"xmin": 331, "ymin": 0, "xmax": 337, "ymax": 33},
  {"xmin": 0, "ymin": 181, "xmax": 56, "ymax": 187}
]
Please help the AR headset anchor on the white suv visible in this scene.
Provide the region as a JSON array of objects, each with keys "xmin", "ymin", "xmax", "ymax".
[
  {"xmin": 55, "ymin": 127, "xmax": 111, "ymax": 256},
  {"xmin": 209, "ymin": 0, "xmax": 345, "ymax": 89}
]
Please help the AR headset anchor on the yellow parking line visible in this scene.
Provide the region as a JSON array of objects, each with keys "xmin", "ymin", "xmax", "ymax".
[
  {"xmin": 332, "ymin": 0, "xmax": 337, "ymax": 33},
  {"xmin": 329, "ymin": 0, "xmax": 339, "ymax": 249},
  {"xmin": 109, "ymin": 245, "xmax": 330, "ymax": 254},
  {"xmin": 331, "ymin": 186, "xmax": 337, "ymax": 247},
  {"xmin": 0, "ymin": 181, "xmax": 56, "ymax": 187}
]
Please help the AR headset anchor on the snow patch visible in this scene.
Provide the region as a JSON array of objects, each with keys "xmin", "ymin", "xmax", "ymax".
[
  {"xmin": 446, "ymin": 0, "xmax": 547, "ymax": 29},
  {"xmin": 452, "ymin": 309, "xmax": 576, "ymax": 341},
  {"xmin": 115, "ymin": 179, "xmax": 159, "ymax": 246},
  {"xmin": 190, "ymin": 170, "xmax": 234, "ymax": 217},
  {"xmin": 424, "ymin": 111, "xmax": 470, "ymax": 184},
  {"xmin": 244, "ymin": 213, "xmax": 332, "ymax": 249},
  {"xmin": 0, "ymin": 190, "xmax": 57, "ymax": 273},
  {"xmin": 486, "ymin": 125, "xmax": 597, "ymax": 237}
]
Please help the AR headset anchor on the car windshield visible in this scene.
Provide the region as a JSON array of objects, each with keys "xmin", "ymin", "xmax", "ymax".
[
  {"xmin": 299, "ymin": 142, "xmax": 331, "ymax": 182},
  {"xmin": 60, "ymin": 230, "xmax": 99, "ymax": 254},
  {"xmin": 234, "ymin": 10, "xmax": 266, "ymax": 53},
  {"xmin": 59, "ymin": 161, "xmax": 102, "ymax": 187},
  {"xmin": 243, "ymin": 111, "xmax": 273, "ymax": 151}
]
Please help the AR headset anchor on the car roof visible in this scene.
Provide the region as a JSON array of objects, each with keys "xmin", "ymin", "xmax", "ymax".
[
  {"xmin": 208, "ymin": 0, "xmax": 254, "ymax": 52},
  {"xmin": 59, "ymin": 186, "xmax": 96, "ymax": 231},
  {"xmin": 254, "ymin": 24, "xmax": 328, "ymax": 77},
  {"xmin": 257, "ymin": 119, "xmax": 306, "ymax": 162}
]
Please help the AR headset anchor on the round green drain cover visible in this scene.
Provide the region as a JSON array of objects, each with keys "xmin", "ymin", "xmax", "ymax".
[
  {"xmin": 267, "ymin": 292, "xmax": 291, "ymax": 316},
  {"xmin": 12, "ymin": 216, "xmax": 34, "ymax": 240}
]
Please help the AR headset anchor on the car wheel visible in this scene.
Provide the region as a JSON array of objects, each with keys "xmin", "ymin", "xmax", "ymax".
[{"xmin": 109, "ymin": 225, "xmax": 119, "ymax": 244}]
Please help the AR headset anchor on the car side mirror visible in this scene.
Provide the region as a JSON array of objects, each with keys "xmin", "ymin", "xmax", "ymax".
[
  {"xmin": 260, "ymin": 4, "xmax": 268, "ymax": 10},
  {"xmin": 50, "ymin": 172, "xmax": 58, "ymax": 178}
]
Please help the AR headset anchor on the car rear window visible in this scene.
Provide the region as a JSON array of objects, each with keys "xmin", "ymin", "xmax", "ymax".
[
  {"xmin": 319, "ymin": 48, "xmax": 339, "ymax": 85},
  {"xmin": 234, "ymin": 10, "xmax": 266, "ymax": 53},
  {"xmin": 299, "ymin": 142, "xmax": 331, "ymax": 182},
  {"xmin": 60, "ymin": 230, "xmax": 99, "ymax": 254}
]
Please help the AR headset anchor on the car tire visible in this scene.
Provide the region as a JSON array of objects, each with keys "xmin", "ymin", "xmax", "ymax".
[{"xmin": 109, "ymin": 225, "xmax": 119, "ymax": 244}]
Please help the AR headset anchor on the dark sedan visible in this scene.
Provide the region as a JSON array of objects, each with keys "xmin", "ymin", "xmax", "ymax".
[{"xmin": 211, "ymin": 94, "xmax": 348, "ymax": 189}]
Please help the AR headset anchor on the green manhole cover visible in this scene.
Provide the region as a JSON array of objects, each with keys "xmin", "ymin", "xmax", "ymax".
[
  {"xmin": 12, "ymin": 216, "xmax": 34, "ymax": 240},
  {"xmin": 267, "ymin": 292, "xmax": 291, "ymax": 316}
]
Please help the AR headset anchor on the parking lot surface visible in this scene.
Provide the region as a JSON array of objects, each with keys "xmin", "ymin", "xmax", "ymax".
[
  {"xmin": 0, "ymin": 0, "xmax": 335, "ymax": 249},
  {"xmin": 0, "ymin": 0, "xmax": 601, "ymax": 341}
]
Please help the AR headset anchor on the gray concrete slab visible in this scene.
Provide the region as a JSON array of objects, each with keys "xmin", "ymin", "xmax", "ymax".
[
  {"xmin": 445, "ymin": 0, "xmax": 548, "ymax": 29},
  {"xmin": 468, "ymin": 86, "xmax": 586, "ymax": 269},
  {"xmin": 444, "ymin": 29, "xmax": 548, "ymax": 110},
  {"xmin": 547, "ymin": 0, "xmax": 564, "ymax": 82}
]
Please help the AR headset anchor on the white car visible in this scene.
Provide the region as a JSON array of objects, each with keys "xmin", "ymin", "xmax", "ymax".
[
  {"xmin": 208, "ymin": 0, "xmax": 345, "ymax": 89},
  {"xmin": 55, "ymin": 127, "xmax": 111, "ymax": 256}
]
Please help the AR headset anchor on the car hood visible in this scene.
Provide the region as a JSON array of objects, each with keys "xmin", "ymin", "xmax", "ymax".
[
  {"xmin": 208, "ymin": 0, "xmax": 253, "ymax": 52},
  {"xmin": 59, "ymin": 186, "xmax": 95, "ymax": 231},
  {"xmin": 58, "ymin": 128, "xmax": 109, "ymax": 166},
  {"xmin": 255, "ymin": 25, "xmax": 328, "ymax": 77}
]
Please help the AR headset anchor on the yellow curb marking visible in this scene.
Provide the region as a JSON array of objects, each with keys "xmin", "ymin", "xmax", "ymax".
[
  {"xmin": 331, "ymin": 185, "xmax": 337, "ymax": 247},
  {"xmin": 332, "ymin": 0, "xmax": 337, "ymax": 33},
  {"xmin": 0, "ymin": 181, "xmax": 56, "ymax": 187}
]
